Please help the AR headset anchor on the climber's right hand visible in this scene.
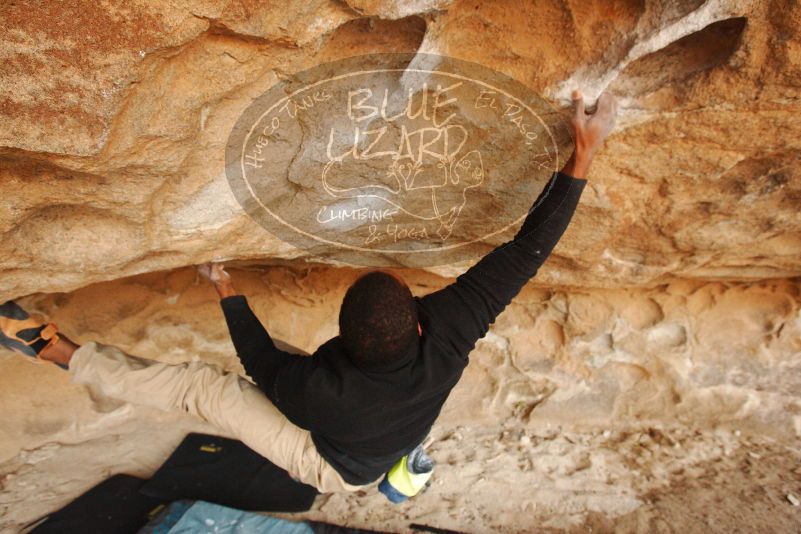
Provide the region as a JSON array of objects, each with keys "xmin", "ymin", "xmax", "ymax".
[
  {"xmin": 561, "ymin": 89, "xmax": 618, "ymax": 179},
  {"xmin": 570, "ymin": 89, "xmax": 618, "ymax": 161}
]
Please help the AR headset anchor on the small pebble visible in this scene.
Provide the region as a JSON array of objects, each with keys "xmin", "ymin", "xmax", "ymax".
[{"xmin": 787, "ymin": 493, "xmax": 800, "ymax": 507}]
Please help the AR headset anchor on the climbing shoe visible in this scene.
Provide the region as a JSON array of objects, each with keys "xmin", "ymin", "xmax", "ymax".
[
  {"xmin": 378, "ymin": 444, "xmax": 435, "ymax": 503},
  {"xmin": 0, "ymin": 300, "xmax": 61, "ymax": 360}
]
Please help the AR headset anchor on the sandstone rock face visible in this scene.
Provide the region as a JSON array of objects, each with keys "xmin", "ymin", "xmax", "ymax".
[
  {"xmin": 2, "ymin": 0, "xmax": 801, "ymax": 531},
  {"xmin": 2, "ymin": 0, "xmax": 800, "ymax": 300}
]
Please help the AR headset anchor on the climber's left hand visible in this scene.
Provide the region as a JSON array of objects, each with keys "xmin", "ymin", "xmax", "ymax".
[{"xmin": 198, "ymin": 262, "xmax": 236, "ymax": 299}]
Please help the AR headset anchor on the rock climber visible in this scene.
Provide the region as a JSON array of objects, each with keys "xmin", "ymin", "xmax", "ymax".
[{"xmin": 0, "ymin": 90, "xmax": 617, "ymax": 495}]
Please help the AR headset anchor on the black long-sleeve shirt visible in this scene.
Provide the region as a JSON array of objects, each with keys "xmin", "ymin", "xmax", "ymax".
[{"xmin": 221, "ymin": 171, "xmax": 587, "ymax": 485}]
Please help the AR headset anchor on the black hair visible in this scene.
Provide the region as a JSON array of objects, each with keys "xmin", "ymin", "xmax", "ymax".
[{"xmin": 339, "ymin": 270, "xmax": 419, "ymax": 368}]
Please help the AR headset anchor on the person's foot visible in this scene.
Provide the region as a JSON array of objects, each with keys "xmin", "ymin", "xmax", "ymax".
[
  {"xmin": 0, "ymin": 301, "xmax": 59, "ymax": 356},
  {"xmin": 0, "ymin": 301, "xmax": 74, "ymax": 369}
]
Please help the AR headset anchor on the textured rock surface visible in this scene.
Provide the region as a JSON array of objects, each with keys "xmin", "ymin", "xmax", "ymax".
[
  {"xmin": 2, "ymin": 0, "xmax": 801, "ymax": 301},
  {"xmin": 2, "ymin": 0, "xmax": 801, "ymax": 531},
  {"xmin": 1, "ymin": 268, "xmax": 801, "ymax": 531}
]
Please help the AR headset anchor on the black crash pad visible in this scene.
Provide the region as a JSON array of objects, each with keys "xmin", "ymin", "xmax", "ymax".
[
  {"xmin": 138, "ymin": 432, "xmax": 318, "ymax": 512},
  {"xmin": 28, "ymin": 474, "xmax": 164, "ymax": 534}
]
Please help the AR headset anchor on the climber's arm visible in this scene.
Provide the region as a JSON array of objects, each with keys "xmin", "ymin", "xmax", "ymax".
[
  {"xmin": 418, "ymin": 90, "xmax": 616, "ymax": 358},
  {"xmin": 198, "ymin": 263, "xmax": 297, "ymax": 386},
  {"xmin": 219, "ymin": 295, "xmax": 296, "ymax": 387},
  {"xmin": 419, "ymin": 170, "xmax": 587, "ymax": 356}
]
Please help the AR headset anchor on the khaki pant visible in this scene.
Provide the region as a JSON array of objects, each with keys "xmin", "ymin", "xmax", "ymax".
[{"xmin": 69, "ymin": 341, "xmax": 367, "ymax": 494}]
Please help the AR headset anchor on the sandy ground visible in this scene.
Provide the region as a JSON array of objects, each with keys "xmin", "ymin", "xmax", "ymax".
[
  {"xmin": 2, "ymin": 409, "xmax": 800, "ymax": 533},
  {"xmin": 1, "ymin": 266, "xmax": 800, "ymax": 532}
]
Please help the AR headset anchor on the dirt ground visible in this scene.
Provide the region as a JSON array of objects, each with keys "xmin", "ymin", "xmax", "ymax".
[{"xmin": 2, "ymin": 414, "xmax": 800, "ymax": 533}]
